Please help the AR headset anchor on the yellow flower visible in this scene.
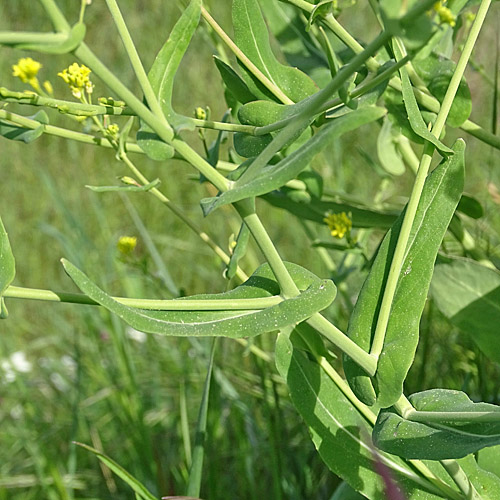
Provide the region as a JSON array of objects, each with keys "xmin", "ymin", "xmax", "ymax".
[
  {"xmin": 58, "ymin": 63, "xmax": 93, "ymax": 99},
  {"xmin": 12, "ymin": 57, "xmax": 42, "ymax": 85},
  {"xmin": 117, "ymin": 236, "xmax": 137, "ymax": 255},
  {"xmin": 106, "ymin": 123, "xmax": 120, "ymax": 139},
  {"xmin": 43, "ymin": 80, "xmax": 53, "ymax": 95},
  {"xmin": 324, "ymin": 212, "xmax": 352, "ymax": 239},
  {"xmin": 433, "ymin": 1, "xmax": 456, "ymax": 27},
  {"xmin": 194, "ymin": 107, "xmax": 207, "ymax": 120}
]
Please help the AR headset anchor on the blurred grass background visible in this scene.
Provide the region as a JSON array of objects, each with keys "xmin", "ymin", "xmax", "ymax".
[{"xmin": 0, "ymin": 1, "xmax": 499, "ymax": 499}]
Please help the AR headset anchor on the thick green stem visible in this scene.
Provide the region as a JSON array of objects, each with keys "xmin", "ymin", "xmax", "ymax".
[
  {"xmin": 286, "ymin": 0, "xmax": 500, "ymax": 150},
  {"xmin": 370, "ymin": 1, "xmax": 491, "ymax": 359},
  {"xmin": 441, "ymin": 461, "xmax": 482, "ymax": 500},
  {"xmin": 4, "ymin": 285, "xmax": 279, "ymax": 310},
  {"xmin": 0, "ymin": 31, "xmax": 67, "ymax": 44},
  {"xmin": 104, "ymin": 0, "xmax": 164, "ymax": 119},
  {"xmin": 0, "ymin": 87, "xmax": 133, "ymax": 116},
  {"xmin": 237, "ymin": 29, "xmax": 392, "ymax": 185}
]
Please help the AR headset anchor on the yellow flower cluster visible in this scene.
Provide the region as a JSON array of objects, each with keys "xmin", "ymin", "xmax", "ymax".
[
  {"xmin": 117, "ymin": 236, "xmax": 137, "ymax": 255},
  {"xmin": 106, "ymin": 123, "xmax": 120, "ymax": 140},
  {"xmin": 324, "ymin": 212, "xmax": 352, "ymax": 239},
  {"xmin": 58, "ymin": 63, "xmax": 94, "ymax": 99},
  {"xmin": 433, "ymin": 1, "xmax": 456, "ymax": 27},
  {"xmin": 12, "ymin": 57, "xmax": 41, "ymax": 85}
]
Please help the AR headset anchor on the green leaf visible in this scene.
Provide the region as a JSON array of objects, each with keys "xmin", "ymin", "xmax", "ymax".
[
  {"xmin": 458, "ymin": 454, "xmax": 500, "ymax": 500},
  {"xmin": 275, "ymin": 334, "xmax": 452, "ymax": 499},
  {"xmin": 61, "ymin": 259, "xmax": 336, "ymax": 338},
  {"xmin": 201, "ymin": 107, "xmax": 386, "ymax": 215},
  {"xmin": 393, "ymin": 41, "xmax": 453, "ymax": 157},
  {"xmin": 0, "ymin": 110, "xmax": 49, "ymax": 144},
  {"xmin": 213, "ymin": 57, "xmax": 256, "ymax": 105},
  {"xmin": 11, "ymin": 23, "xmax": 86, "ymax": 54},
  {"xmin": 233, "ymin": 132, "xmax": 273, "ymax": 158},
  {"xmin": 0, "ymin": 216, "xmax": 15, "ymax": 300},
  {"xmin": 457, "ymin": 194, "xmax": 484, "ymax": 219},
  {"xmin": 373, "ymin": 389, "xmax": 500, "ymax": 460},
  {"xmin": 262, "ymin": 192, "xmax": 398, "ymax": 229},
  {"xmin": 379, "ymin": 1, "xmax": 434, "ymax": 50},
  {"xmin": 85, "ymin": 179, "xmax": 160, "ymax": 193},
  {"xmin": 343, "ymin": 140, "xmax": 465, "ymax": 408},
  {"xmin": 137, "ymin": 0, "xmax": 200, "ymax": 157},
  {"xmin": 413, "ymin": 54, "xmax": 472, "ymax": 128},
  {"xmin": 477, "ymin": 445, "xmax": 500, "ymax": 479},
  {"xmin": 136, "ymin": 127, "xmax": 175, "ymax": 161},
  {"xmin": 232, "ymin": 0, "xmax": 318, "ymax": 103},
  {"xmin": 430, "ymin": 259, "xmax": 500, "ymax": 363},
  {"xmin": 74, "ymin": 442, "xmax": 156, "ymax": 500},
  {"xmin": 376, "ymin": 117, "xmax": 406, "ymax": 176}
]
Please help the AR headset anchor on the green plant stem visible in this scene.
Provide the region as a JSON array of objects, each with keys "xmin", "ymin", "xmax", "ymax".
[
  {"xmin": 0, "ymin": 87, "xmax": 133, "ymax": 116},
  {"xmin": 0, "ymin": 31, "xmax": 67, "ymax": 45},
  {"xmin": 237, "ymin": 29, "xmax": 393, "ymax": 186},
  {"xmin": 3, "ymin": 285, "xmax": 280, "ymax": 310},
  {"xmin": 0, "ymin": 108, "xmax": 144, "ymax": 152},
  {"xmin": 104, "ymin": 0, "xmax": 164, "ymax": 119},
  {"xmin": 119, "ymin": 152, "xmax": 249, "ymax": 283},
  {"xmin": 395, "ymin": 395, "xmax": 485, "ymax": 500},
  {"xmin": 200, "ymin": 6, "xmax": 294, "ymax": 105},
  {"xmin": 441, "ymin": 461, "xmax": 482, "ymax": 500},
  {"xmin": 88, "ymin": 113, "xmax": 247, "ymax": 283},
  {"xmin": 315, "ymin": 358, "xmax": 464, "ymax": 500},
  {"xmin": 38, "ymin": 0, "xmax": 379, "ymax": 377},
  {"xmin": 239, "ymin": 212, "xmax": 299, "ymax": 298},
  {"xmin": 369, "ymin": 1, "xmax": 491, "ymax": 359},
  {"xmin": 286, "ymin": 0, "xmax": 500, "ymax": 151}
]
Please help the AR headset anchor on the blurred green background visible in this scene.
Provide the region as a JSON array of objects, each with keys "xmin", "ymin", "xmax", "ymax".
[{"xmin": 0, "ymin": 1, "xmax": 499, "ymax": 499}]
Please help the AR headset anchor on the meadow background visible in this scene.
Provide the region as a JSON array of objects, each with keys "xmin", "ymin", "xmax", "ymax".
[{"xmin": 0, "ymin": 1, "xmax": 499, "ymax": 498}]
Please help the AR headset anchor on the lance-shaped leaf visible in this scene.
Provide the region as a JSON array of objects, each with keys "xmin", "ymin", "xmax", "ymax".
[
  {"xmin": 275, "ymin": 334, "xmax": 458, "ymax": 499},
  {"xmin": 213, "ymin": 57, "xmax": 256, "ymax": 105},
  {"xmin": 373, "ymin": 389, "xmax": 500, "ymax": 460},
  {"xmin": 201, "ymin": 107, "xmax": 385, "ymax": 215},
  {"xmin": 0, "ymin": 216, "xmax": 15, "ymax": 319},
  {"xmin": 61, "ymin": 259, "xmax": 335, "ymax": 338},
  {"xmin": 137, "ymin": 0, "xmax": 200, "ymax": 159},
  {"xmin": 0, "ymin": 111, "xmax": 49, "ymax": 144},
  {"xmin": 343, "ymin": 140, "xmax": 465, "ymax": 408},
  {"xmin": 430, "ymin": 260, "xmax": 500, "ymax": 364},
  {"xmin": 376, "ymin": 117, "xmax": 406, "ymax": 176},
  {"xmin": 232, "ymin": 0, "xmax": 318, "ymax": 103},
  {"xmin": 393, "ymin": 42, "xmax": 453, "ymax": 157}
]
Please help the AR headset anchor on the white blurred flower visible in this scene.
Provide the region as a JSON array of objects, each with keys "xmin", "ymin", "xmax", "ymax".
[
  {"xmin": 10, "ymin": 351, "xmax": 32, "ymax": 372},
  {"xmin": 61, "ymin": 355, "xmax": 77, "ymax": 373},
  {"xmin": 1, "ymin": 351, "xmax": 32, "ymax": 383},
  {"xmin": 126, "ymin": 327, "xmax": 147, "ymax": 343}
]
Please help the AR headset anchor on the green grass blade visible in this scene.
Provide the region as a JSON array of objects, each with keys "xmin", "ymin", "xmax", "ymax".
[
  {"xmin": 186, "ymin": 339, "xmax": 217, "ymax": 497},
  {"xmin": 74, "ymin": 442, "xmax": 157, "ymax": 500}
]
